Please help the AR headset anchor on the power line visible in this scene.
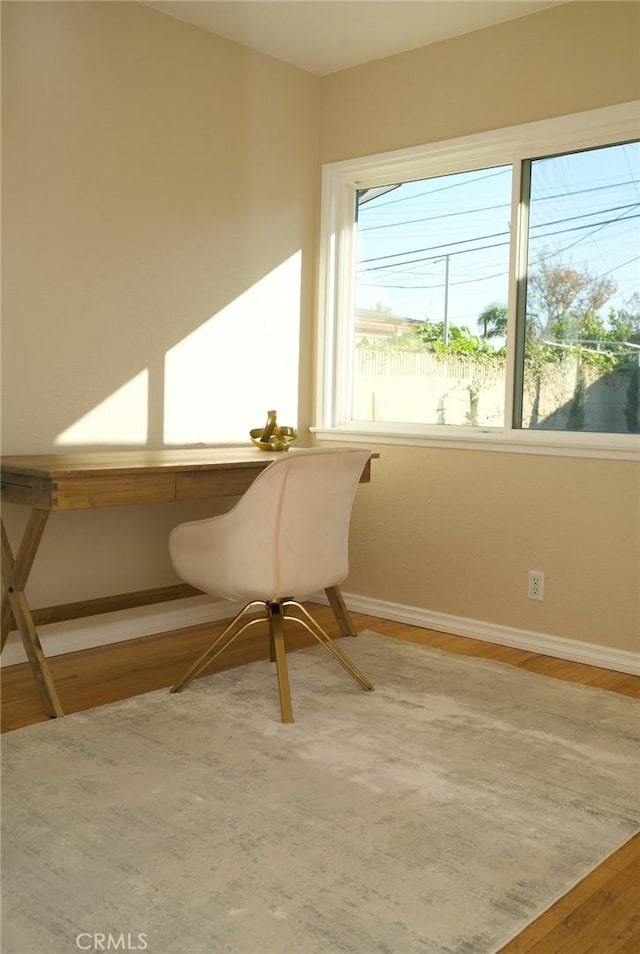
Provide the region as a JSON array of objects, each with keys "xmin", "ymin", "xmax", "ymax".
[
  {"xmin": 358, "ymin": 202, "xmax": 640, "ymax": 265},
  {"xmin": 358, "ymin": 202, "xmax": 640, "ymax": 272},
  {"xmin": 360, "ymin": 200, "xmax": 508, "ymax": 233},
  {"xmin": 360, "ymin": 245, "xmax": 640, "ymax": 293},
  {"xmin": 360, "ymin": 165, "xmax": 639, "ymax": 215},
  {"xmin": 530, "ymin": 206, "xmax": 640, "ymax": 262},
  {"xmin": 359, "ymin": 177, "xmax": 640, "ymax": 233},
  {"xmin": 360, "ymin": 267, "xmax": 508, "ymax": 291},
  {"xmin": 599, "ymin": 254, "xmax": 640, "ymax": 278},
  {"xmin": 361, "ymin": 167, "xmax": 509, "ymax": 210}
]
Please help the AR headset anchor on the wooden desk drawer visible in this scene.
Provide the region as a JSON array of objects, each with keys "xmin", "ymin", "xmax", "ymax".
[
  {"xmin": 51, "ymin": 474, "xmax": 176, "ymax": 510},
  {"xmin": 176, "ymin": 466, "xmax": 266, "ymax": 500}
]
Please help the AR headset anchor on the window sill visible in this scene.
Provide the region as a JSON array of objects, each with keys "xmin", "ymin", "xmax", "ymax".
[{"xmin": 311, "ymin": 425, "xmax": 640, "ymax": 461}]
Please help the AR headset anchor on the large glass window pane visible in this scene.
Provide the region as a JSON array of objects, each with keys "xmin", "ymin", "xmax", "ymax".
[
  {"xmin": 354, "ymin": 166, "xmax": 512, "ymax": 427},
  {"xmin": 518, "ymin": 141, "xmax": 640, "ymax": 434}
]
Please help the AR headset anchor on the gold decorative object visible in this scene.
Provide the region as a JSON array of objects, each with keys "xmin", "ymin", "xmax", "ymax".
[{"xmin": 250, "ymin": 409, "xmax": 297, "ymax": 452}]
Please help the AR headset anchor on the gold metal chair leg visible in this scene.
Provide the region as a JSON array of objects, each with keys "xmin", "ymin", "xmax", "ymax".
[
  {"xmin": 171, "ymin": 598, "xmax": 371, "ymax": 725},
  {"xmin": 268, "ymin": 603, "xmax": 294, "ymax": 723},
  {"xmin": 325, "ymin": 585, "xmax": 357, "ymax": 637},
  {"xmin": 269, "ymin": 596, "xmax": 293, "ymax": 662},
  {"xmin": 171, "ymin": 601, "xmax": 266, "ymax": 693},
  {"xmin": 283, "ymin": 600, "xmax": 374, "ymax": 692}
]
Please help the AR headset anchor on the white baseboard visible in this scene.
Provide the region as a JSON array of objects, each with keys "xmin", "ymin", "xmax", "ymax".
[
  {"xmin": 0, "ymin": 595, "xmax": 244, "ymax": 668},
  {"xmin": 2, "ymin": 590, "xmax": 638, "ymax": 677},
  {"xmin": 321, "ymin": 592, "xmax": 640, "ymax": 676}
]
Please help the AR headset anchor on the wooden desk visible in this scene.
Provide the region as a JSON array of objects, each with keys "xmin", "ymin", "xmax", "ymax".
[{"xmin": 1, "ymin": 448, "xmax": 375, "ymax": 718}]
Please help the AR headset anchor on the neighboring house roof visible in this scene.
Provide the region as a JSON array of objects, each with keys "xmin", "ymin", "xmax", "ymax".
[{"xmin": 355, "ymin": 309, "xmax": 416, "ymax": 338}]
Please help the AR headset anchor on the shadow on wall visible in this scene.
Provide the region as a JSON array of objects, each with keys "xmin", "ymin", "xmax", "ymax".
[{"xmin": 524, "ymin": 356, "xmax": 640, "ymax": 434}]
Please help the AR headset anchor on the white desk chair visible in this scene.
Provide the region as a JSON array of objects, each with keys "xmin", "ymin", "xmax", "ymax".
[{"xmin": 168, "ymin": 447, "xmax": 374, "ymax": 722}]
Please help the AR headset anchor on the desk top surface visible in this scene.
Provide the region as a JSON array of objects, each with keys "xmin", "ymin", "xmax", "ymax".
[
  {"xmin": 0, "ymin": 446, "xmax": 378, "ymax": 481},
  {"xmin": 1, "ymin": 447, "xmax": 377, "ymax": 511},
  {"xmin": 0, "ymin": 447, "xmax": 282, "ymax": 479}
]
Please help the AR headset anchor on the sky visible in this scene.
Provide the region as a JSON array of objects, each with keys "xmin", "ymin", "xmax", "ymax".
[{"xmin": 355, "ymin": 139, "xmax": 640, "ymax": 338}]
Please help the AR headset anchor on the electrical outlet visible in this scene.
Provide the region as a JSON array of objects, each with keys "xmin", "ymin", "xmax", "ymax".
[{"xmin": 528, "ymin": 570, "xmax": 545, "ymax": 601}]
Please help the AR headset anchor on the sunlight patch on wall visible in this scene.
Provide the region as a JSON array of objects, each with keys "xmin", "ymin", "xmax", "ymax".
[
  {"xmin": 54, "ymin": 371, "xmax": 149, "ymax": 445},
  {"xmin": 164, "ymin": 253, "xmax": 301, "ymax": 444}
]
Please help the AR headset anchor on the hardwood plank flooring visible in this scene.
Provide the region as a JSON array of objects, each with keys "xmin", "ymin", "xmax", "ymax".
[{"xmin": 2, "ymin": 605, "xmax": 638, "ymax": 952}]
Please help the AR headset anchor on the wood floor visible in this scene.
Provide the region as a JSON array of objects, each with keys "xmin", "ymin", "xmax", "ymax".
[{"xmin": 2, "ymin": 605, "xmax": 639, "ymax": 952}]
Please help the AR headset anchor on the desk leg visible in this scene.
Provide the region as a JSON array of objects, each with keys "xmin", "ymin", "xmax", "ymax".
[
  {"xmin": 2, "ymin": 509, "xmax": 49, "ymax": 647},
  {"xmin": 1, "ymin": 512, "xmax": 64, "ymax": 718},
  {"xmin": 325, "ymin": 585, "xmax": 357, "ymax": 638}
]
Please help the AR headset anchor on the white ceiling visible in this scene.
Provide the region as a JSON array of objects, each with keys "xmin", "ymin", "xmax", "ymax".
[{"xmin": 143, "ymin": 1, "xmax": 566, "ymax": 76}]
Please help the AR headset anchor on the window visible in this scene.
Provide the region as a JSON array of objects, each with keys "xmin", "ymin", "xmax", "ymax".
[
  {"xmin": 315, "ymin": 103, "xmax": 640, "ymax": 458},
  {"xmin": 516, "ymin": 144, "xmax": 640, "ymax": 435},
  {"xmin": 355, "ymin": 165, "xmax": 512, "ymax": 429}
]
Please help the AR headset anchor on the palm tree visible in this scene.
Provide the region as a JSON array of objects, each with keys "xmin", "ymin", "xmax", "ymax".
[{"xmin": 478, "ymin": 304, "xmax": 508, "ymax": 339}]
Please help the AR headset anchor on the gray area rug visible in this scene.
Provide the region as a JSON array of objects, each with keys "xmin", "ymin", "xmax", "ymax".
[{"xmin": 2, "ymin": 631, "xmax": 639, "ymax": 954}]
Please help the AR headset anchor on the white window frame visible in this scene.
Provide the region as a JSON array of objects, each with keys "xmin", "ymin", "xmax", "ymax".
[{"xmin": 313, "ymin": 101, "xmax": 640, "ymax": 460}]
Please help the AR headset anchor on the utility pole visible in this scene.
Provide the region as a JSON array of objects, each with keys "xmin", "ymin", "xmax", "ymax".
[{"xmin": 443, "ymin": 254, "xmax": 450, "ymax": 345}]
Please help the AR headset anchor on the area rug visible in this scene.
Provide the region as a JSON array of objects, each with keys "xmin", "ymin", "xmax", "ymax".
[{"xmin": 2, "ymin": 632, "xmax": 639, "ymax": 954}]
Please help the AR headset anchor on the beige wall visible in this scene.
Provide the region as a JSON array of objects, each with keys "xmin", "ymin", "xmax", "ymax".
[
  {"xmin": 1, "ymin": 2, "xmax": 638, "ymax": 653},
  {"xmin": 320, "ymin": 1, "xmax": 640, "ymax": 653},
  {"xmin": 320, "ymin": 1, "xmax": 640, "ymax": 162},
  {"xmin": 346, "ymin": 448, "xmax": 639, "ymax": 651},
  {"xmin": 1, "ymin": 1, "xmax": 318, "ymax": 603}
]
